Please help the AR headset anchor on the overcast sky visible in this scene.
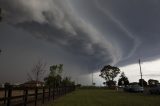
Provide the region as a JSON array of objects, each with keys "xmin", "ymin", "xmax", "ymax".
[{"xmin": 1, "ymin": 0, "xmax": 160, "ymax": 85}]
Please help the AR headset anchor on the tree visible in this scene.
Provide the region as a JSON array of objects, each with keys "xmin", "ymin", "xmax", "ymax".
[
  {"xmin": 103, "ymin": 82, "xmax": 106, "ymax": 86},
  {"xmin": 62, "ymin": 77, "xmax": 75, "ymax": 86},
  {"xmin": 61, "ymin": 77, "xmax": 71, "ymax": 86},
  {"xmin": 148, "ymin": 79, "xmax": 159, "ymax": 87},
  {"xmin": 99, "ymin": 65, "xmax": 120, "ymax": 87},
  {"xmin": 76, "ymin": 84, "xmax": 81, "ymax": 88},
  {"xmin": 49, "ymin": 64, "xmax": 63, "ymax": 77},
  {"xmin": 118, "ymin": 72, "xmax": 129, "ymax": 86},
  {"xmin": 107, "ymin": 81, "xmax": 116, "ymax": 87},
  {"xmin": 92, "ymin": 82, "xmax": 96, "ymax": 86},
  {"xmin": 44, "ymin": 64, "xmax": 63, "ymax": 87},
  {"xmin": 139, "ymin": 79, "xmax": 147, "ymax": 87},
  {"xmin": 27, "ymin": 60, "xmax": 46, "ymax": 81}
]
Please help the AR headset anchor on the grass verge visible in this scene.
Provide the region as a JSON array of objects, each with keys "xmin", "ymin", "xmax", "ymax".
[{"xmin": 48, "ymin": 89, "xmax": 160, "ymax": 106}]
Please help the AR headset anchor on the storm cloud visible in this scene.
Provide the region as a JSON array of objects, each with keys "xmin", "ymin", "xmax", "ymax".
[{"xmin": 1, "ymin": 0, "xmax": 160, "ymax": 83}]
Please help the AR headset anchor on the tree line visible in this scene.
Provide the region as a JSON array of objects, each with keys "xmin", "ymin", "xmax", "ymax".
[
  {"xmin": 27, "ymin": 60, "xmax": 75, "ymax": 87},
  {"xmin": 99, "ymin": 65, "xmax": 159, "ymax": 88}
]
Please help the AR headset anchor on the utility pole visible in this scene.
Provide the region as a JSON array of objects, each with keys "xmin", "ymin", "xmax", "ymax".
[
  {"xmin": 92, "ymin": 72, "xmax": 93, "ymax": 85},
  {"xmin": 76, "ymin": 76, "xmax": 79, "ymax": 85},
  {"xmin": 139, "ymin": 59, "xmax": 143, "ymax": 87}
]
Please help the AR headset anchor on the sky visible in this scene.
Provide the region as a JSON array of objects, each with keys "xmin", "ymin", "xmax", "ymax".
[{"xmin": 0, "ymin": 0, "xmax": 160, "ymax": 85}]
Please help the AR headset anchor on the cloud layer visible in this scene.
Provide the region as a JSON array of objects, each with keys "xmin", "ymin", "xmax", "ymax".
[
  {"xmin": 0, "ymin": 0, "xmax": 124, "ymax": 71},
  {"xmin": 1, "ymin": 0, "xmax": 160, "ymax": 76}
]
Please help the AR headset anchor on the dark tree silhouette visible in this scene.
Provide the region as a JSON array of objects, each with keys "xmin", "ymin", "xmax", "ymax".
[
  {"xmin": 148, "ymin": 79, "xmax": 159, "ymax": 87},
  {"xmin": 27, "ymin": 60, "xmax": 47, "ymax": 82},
  {"xmin": 99, "ymin": 65, "xmax": 120, "ymax": 87},
  {"xmin": 139, "ymin": 79, "xmax": 147, "ymax": 87},
  {"xmin": 76, "ymin": 84, "xmax": 81, "ymax": 88},
  {"xmin": 4, "ymin": 82, "xmax": 10, "ymax": 88},
  {"xmin": 103, "ymin": 82, "xmax": 106, "ymax": 86},
  {"xmin": 92, "ymin": 82, "xmax": 96, "ymax": 86},
  {"xmin": 44, "ymin": 64, "xmax": 63, "ymax": 87},
  {"xmin": 62, "ymin": 77, "xmax": 75, "ymax": 86},
  {"xmin": 118, "ymin": 72, "xmax": 129, "ymax": 86}
]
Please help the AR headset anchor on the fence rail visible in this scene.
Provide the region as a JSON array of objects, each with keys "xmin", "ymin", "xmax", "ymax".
[{"xmin": 0, "ymin": 85, "xmax": 75, "ymax": 106}]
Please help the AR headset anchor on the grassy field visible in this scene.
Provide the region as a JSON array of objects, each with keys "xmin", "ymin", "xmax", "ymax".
[{"xmin": 48, "ymin": 89, "xmax": 160, "ymax": 106}]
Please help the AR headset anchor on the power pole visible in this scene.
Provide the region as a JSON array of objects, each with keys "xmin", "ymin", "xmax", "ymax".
[
  {"xmin": 76, "ymin": 77, "xmax": 78, "ymax": 85},
  {"xmin": 139, "ymin": 59, "xmax": 143, "ymax": 87},
  {"xmin": 92, "ymin": 72, "xmax": 93, "ymax": 85}
]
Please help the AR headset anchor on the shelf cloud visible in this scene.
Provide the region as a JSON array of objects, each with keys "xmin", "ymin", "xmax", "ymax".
[{"xmin": 1, "ymin": 0, "xmax": 160, "ymax": 83}]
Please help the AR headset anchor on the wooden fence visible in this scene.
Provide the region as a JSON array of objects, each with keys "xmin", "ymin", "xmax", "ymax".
[{"xmin": 0, "ymin": 85, "xmax": 75, "ymax": 106}]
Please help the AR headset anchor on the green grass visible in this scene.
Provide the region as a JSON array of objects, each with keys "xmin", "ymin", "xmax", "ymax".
[{"xmin": 48, "ymin": 89, "xmax": 160, "ymax": 106}]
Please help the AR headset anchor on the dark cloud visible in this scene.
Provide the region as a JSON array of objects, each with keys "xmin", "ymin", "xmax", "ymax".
[
  {"xmin": 1, "ymin": 0, "xmax": 160, "ymax": 83},
  {"xmin": 1, "ymin": 0, "xmax": 117, "ymax": 70},
  {"xmin": 16, "ymin": 21, "xmax": 112, "ymax": 71}
]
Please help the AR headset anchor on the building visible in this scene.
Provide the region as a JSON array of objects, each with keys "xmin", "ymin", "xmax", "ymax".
[{"xmin": 22, "ymin": 80, "xmax": 44, "ymax": 87}]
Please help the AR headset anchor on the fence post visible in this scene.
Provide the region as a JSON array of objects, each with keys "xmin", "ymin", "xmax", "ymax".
[
  {"xmin": 74, "ymin": 85, "xmax": 75, "ymax": 91},
  {"xmin": 24, "ymin": 88, "xmax": 28, "ymax": 106},
  {"xmin": 66, "ymin": 86, "xmax": 67, "ymax": 93},
  {"xmin": 64, "ymin": 86, "xmax": 66, "ymax": 95},
  {"xmin": 59, "ymin": 87, "xmax": 61, "ymax": 96},
  {"xmin": 52, "ymin": 87, "xmax": 54, "ymax": 101},
  {"xmin": 63, "ymin": 86, "xmax": 65, "ymax": 95},
  {"xmin": 48, "ymin": 87, "xmax": 50, "ymax": 101},
  {"xmin": 56, "ymin": 87, "xmax": 57, "ymax": 97},
  {"xmin": 42, "ymin": 87, "xmax": 45, "ymax": 104},
  {"xmin": 59, "ymin": 87, "xmax": 60, "ymax": 96},
  {"xmin": 4, "ymin": 87, "xmax": 7, "ymax": 104},
  {"xmin": 35, "ymin": 87, "xmax": 38, "ymax": 106},
  {"xmin": 62, "ymin": 86, "xmax": 64, "ymax": 95},
  {"xmin": 7, "ymin": 85, "xmax": 12, "ymax": 106}
]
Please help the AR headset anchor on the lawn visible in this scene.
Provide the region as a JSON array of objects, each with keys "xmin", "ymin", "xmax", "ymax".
[{"xmin": 48, "ymin": 89, "xmax": 160, "ymax": 106}]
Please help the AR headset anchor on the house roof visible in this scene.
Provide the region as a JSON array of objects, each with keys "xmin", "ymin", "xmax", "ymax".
[{"xmin": 23, "ymin": 80, "xmax": 44, "ymax": 84}]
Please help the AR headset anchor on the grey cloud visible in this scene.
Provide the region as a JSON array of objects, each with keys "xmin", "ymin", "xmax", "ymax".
[
  {"xmin": 0, "ymin": 0, "xmax": 122, "ymax": 72},
  {"xmin": 69, "ymin": 0, "xmax": 160, "ymax": 67},
  {"xmin": 16, "ymin": 21, "xmax": 112, "ymax": 71},
  {"xmin": 1, "ymin": 0, "xmax": 160, "ymax": 77}
]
